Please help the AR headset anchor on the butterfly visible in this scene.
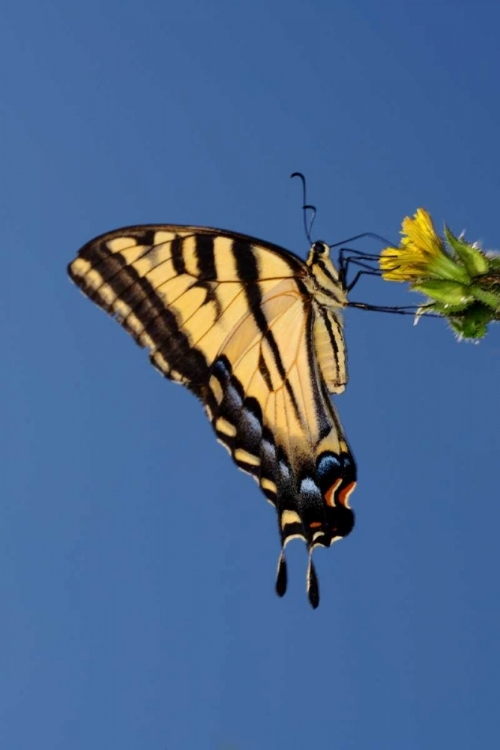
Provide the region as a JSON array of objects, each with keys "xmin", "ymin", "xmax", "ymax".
[{"xmin": 68, "ymin": 222, "xmax": 358, "ymax": 607}]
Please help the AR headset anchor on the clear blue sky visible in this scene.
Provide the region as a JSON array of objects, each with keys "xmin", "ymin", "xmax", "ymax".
[{"xmin": 2, "ymin": 1, "xmax": 499, "ymax": 748}]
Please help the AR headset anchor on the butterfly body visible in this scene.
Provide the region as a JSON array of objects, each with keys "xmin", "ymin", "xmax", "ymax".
[{"xmin": 69, "ymin": 225, "xmax": 356, "ymax": 607}]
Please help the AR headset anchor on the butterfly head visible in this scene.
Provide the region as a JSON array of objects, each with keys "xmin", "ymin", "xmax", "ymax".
[
  {"xmin": 307, "ymin": 241, "xmax": 334, "ymax": 269},
  {"xmin": 311, "ymin": 240, "xmax": 330, "ymax": 257}
]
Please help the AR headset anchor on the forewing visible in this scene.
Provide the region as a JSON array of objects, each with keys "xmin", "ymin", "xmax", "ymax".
[{"xmin": 69, "ymin": 225, "xmax": 306, "ymax": 398}]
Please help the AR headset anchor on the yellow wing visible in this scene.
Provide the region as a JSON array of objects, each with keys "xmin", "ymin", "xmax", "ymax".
[{"xmin": 68, "ymin": 226, "xmax": 356, "ymax": 607}]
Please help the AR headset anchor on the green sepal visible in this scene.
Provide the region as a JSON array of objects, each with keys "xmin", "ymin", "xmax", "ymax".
[
  {"xmin": 447, "ymin": 303, "xmax": 494, "ymax": 340},
  {"xmin": 419, "ymin": 300, "xmax": 470, "ymax": 315},
  {"xmin": 469, "ymin": 284, "xmax": 500, "ymax": 311},
  {"xmin": 444, "ymin": 227, "xmax": 489, "ymax": 276},
  {"xmin": 426, "ymin": 251, "xmax": 471, "ymax": 283},
  {"xmin": 412, "ymin": 279, "xmax": 474, "ymax": 308},
  {"xmin": 487, "ymin": 255, "xmax": 500, "ymax": 271}
]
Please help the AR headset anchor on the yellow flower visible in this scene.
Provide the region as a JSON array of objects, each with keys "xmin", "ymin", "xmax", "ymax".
[
  {"xmin": 380, "ymin": 209, "xmax": 444, "ymax": 280},
  {"xmin": 377, "ymin": 208, "xmax": 500, "ymax": 338},
  {"xmin": 380, "ymin": 208, "xmax": 469, "ymax": 283}
]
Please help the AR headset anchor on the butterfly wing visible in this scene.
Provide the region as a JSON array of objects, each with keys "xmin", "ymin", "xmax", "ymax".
[
  {"xmin": 69, "ymin": 225, "xmax": 356, "ymax": 606},
  {"xmin": 69, "ymin": 226, "xmax": 304, "ymax": 393}
]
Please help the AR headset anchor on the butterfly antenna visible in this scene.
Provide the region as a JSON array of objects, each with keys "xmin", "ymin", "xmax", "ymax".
[
  {"xmin": 306, "ymin": 551, "xmax": 320, "ymax": 609},
  {"xmin": 291, "ymin": 172, "xmax": 317, "ymax": 244},
  {"xmin": 276, "ymin": 550, "xmax": 288, "ymax": 598}
]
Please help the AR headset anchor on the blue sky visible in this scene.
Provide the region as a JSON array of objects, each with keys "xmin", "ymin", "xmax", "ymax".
[{"xmin": 2, "ymin": 1, "xmax": 499, "ymax": 748}]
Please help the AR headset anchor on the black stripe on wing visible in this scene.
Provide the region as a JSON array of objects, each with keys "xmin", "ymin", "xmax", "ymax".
[
  {"xmin": 69, "ymin": 238, "xmax": 210, "ymax": 397},
  {"xmin": 234, "ymin": 240, "xmax": 301, "ymax": 422}
]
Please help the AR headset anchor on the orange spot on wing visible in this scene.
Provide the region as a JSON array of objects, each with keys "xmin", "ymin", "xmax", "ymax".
[
  {"xmin": 309, "ymin": 521, "xmax": 322, "ymax": 529},
  {"xmin": 324, "ymin": 478, "xmax": 342, "ymax": 507},
  {"xmin": 338, "ymin": 481, "xmax": 356, "ymax": 508}
]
